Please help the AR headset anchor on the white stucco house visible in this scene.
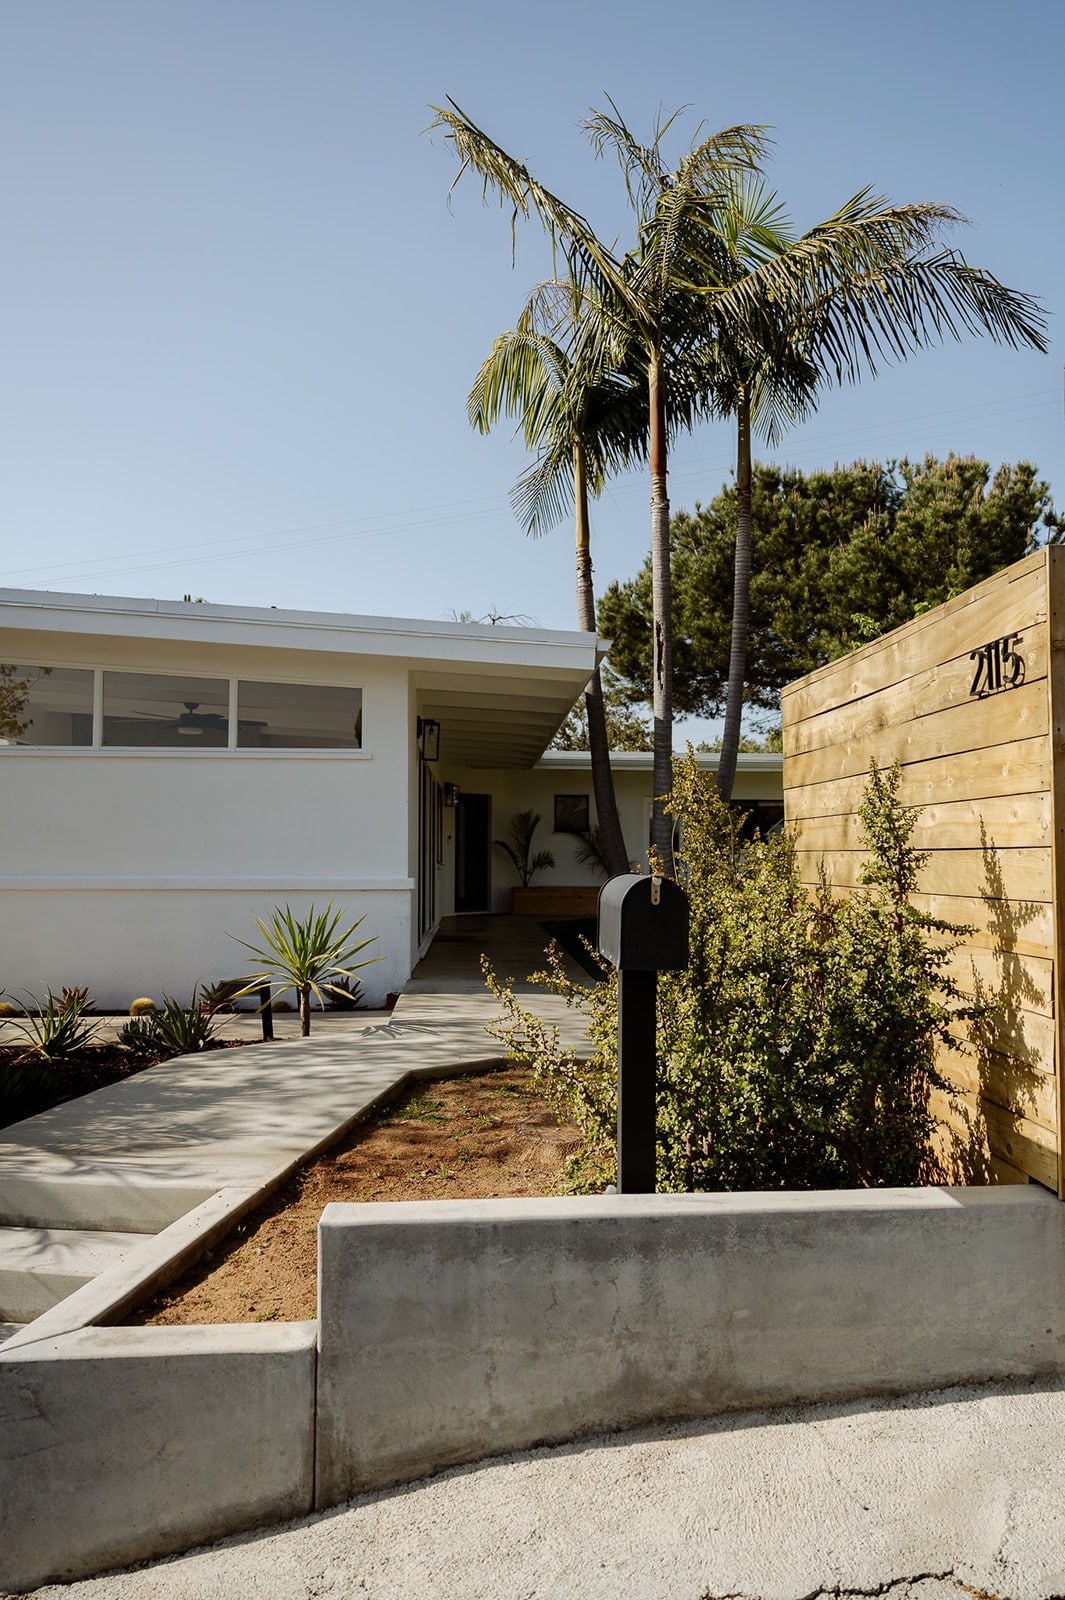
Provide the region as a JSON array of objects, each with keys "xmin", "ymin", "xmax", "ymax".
[{"xmin": 0, "ymin": 588, "xmax": 782, "ymax": 1008}]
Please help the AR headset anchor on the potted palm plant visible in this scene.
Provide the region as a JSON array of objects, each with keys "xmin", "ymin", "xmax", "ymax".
[{"xmin": 495, "ymin": 810, "xmax": 555, "ymax": 914}]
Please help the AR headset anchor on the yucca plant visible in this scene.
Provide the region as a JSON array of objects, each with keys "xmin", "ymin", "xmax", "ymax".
[
  {"xmin": 12, "ymin": 990, "xmax": 102, "ymax": 1061},
  {"xmin": 229, "ymin": 902, "xmax": 379, "ymax": 1036}
]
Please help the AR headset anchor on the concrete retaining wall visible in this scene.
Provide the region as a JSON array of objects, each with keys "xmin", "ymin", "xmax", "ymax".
[
  {"xmin": 5, "ymin": 1187, "xmax": 1065, "ymax": 1592},
  {"xmin": 0, "ymin": 1322, "xmax": 316, "ymax": 1594},
  {"xmin": 315, "ymin": 1186, "xmax": 1065, "ymax": 1503}
]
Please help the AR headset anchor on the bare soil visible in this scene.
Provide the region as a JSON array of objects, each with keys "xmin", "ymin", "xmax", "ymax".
[{"xmin": 135, "ymin": 1066, "xmax": 582, "ymax": 1326}]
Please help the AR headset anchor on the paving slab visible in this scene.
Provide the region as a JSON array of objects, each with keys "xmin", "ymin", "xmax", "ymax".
[
  {"xmin": 0, "ymin": 915, "xmax": 594, "ymax": 1347},
  {"xmin": 0, "ymin": 1226, "xmax": 146, "ymax": 1320}
]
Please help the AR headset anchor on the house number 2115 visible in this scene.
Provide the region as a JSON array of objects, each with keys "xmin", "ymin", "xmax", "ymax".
[{"xmin": 969, "ymin": 633, "xmax": 1024, "ymax": 697}]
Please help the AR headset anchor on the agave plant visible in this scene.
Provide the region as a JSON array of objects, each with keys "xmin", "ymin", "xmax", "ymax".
[
  {"xmin": 229, "ymin": 902, "xmax": 379, "ymax": 1037},
  {"xmin": 494, "ymin": 811, "xmax": 555, "ymax": 888},
  {"xmin": 12, "ymin": 990, "xmax": 102, "ymax": 1061},
  {"xmin": 152, "ymin": 989, "xmax": 220, "ymax": 1054}
]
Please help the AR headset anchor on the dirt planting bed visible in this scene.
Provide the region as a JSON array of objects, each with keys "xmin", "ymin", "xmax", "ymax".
[{"xmin": 134, "ymin": 1066, "xmax": 583, "ymax": 1326}]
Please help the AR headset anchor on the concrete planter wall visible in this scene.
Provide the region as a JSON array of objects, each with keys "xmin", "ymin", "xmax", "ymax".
[{"xmin": 4, "ymin": 1186, "xmax": 1065, "ymax": 1592}]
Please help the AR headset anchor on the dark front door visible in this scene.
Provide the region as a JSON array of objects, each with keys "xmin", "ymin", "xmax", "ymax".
[{"xmin": 455, "ymin": 793, "xmax": 491, "ymax": 912}]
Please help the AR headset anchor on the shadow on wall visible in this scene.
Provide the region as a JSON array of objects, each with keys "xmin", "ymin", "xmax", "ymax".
[{"xmin": 942, "ymin": 827, "xmax": 1049, "ymax": 1187}]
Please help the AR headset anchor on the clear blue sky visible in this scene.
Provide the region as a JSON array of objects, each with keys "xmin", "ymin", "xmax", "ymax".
[{"xmin": 2, "ymin": 0, "xmax": 1062, "ymax": 640}]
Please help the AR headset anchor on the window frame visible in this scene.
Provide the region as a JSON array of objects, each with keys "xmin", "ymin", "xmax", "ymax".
[{"xmin": 0, "ymin": 664, "xmax": 368, "ymax": 755}]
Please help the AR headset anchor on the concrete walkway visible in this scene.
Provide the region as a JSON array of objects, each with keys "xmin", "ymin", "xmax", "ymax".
[
  {"xmin": 22, "ymin": 1376, "xmax": 1065, "ymax": 1600},
  {"xmin": 0, "ymin": 916, "xmax": 593, "ymax": 1349}
]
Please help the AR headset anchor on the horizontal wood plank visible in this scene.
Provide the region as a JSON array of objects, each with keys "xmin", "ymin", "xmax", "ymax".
[
  {"xmin": 784, "ymin": 738, "xmax": 1052, "ymax": 820},
  {"xmin": 782, "ymin": 552, "xmax": 1047, "ymax": 719},
  {"xmin": 783, "ymin": 678, "xmax": 1050, "ymax": 790},
  {"xmin": 936, "ymin": 943, "xmax": 1054, "ymax": 1018},
  {"xmin": 785, "ymin": 632, "xmax": 1048, "ymax": 760},
  {"xmin": 788, "ymin": 791, "xmax": 1052, "ymax": 855},
  {"xmin": 792, "ymin": 846, "xmax": 1053, "ymax": 904}
]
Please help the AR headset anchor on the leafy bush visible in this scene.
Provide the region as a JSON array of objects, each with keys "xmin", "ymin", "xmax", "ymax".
[
  {"xmin": 484, "ymin": 755, "xmax": 975, "ymax": 1192},
  {"xmin": 229, "ymin": 902, "xmax": 379, "ymax": 1037},
  {"xmin": 10, "ymin": 990, "xmax": 103, "ymax": 1062}
]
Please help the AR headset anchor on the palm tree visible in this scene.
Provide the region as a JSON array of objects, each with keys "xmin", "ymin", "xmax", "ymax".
[
  {"xmin": 430, "ymin": 99, "xmax": 767, "ymax": 869},
  {"xmin": 695, "ymin": 176, "xmax": 1048, "ymax": 799},
  {"xmin": 468, "ymin": 283, "xmax": 646, "ymax": 876}
]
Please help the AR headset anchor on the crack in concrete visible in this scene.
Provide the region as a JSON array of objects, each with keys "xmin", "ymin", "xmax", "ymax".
[{"xmin": 696, "ymin": 1573, "xmax": 1014, "ymax": 1600}]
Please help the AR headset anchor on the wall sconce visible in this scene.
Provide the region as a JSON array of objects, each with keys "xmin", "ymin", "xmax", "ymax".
[
  {"xmin": 417, "ymin": 716, "xmax": 441, "ymax": 761},
  {"xmin": 443, "ymin": 781, "xmax": 461, "ymax": 807}
]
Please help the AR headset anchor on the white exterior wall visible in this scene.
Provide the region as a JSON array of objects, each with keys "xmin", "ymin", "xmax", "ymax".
[
  {"xmin": 435, "ymin": 756, "xmax": 784, "ymax": 915},
  {"xmin": 0, "ymin": 630, "xmax": 414, "ymax": 1008}
]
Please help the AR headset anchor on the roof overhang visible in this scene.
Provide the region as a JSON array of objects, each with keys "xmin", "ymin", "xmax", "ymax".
[{"xmin": 0, "ymin": 589, "xmax": 603, "ymax": 770}]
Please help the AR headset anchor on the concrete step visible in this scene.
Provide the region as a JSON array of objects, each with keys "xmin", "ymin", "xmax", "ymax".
[
  {"xmin": 0, "ymin": 1226, "xmax": 146, "ymax": 1320},
  {"xmin": 0, "ymin": 1171, "xmax": 216, "ymax": 1232}
]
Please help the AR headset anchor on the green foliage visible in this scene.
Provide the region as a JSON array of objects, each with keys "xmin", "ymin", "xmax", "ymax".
[
  {"xmin": 493, "ymin": 811, "xmax": 556, "ymax": 888},
  {"xmin": 10, "ymin": 990, "xmax": 102, "ymax": 1061},
  {"xmin": 117, "ymin": 1017, "xmax": 162, "ymax": 1058},
  {"xmin": 152, "ymin": 990, "xmax": 220, "ymax": 1054},
  {"xmin": 0, "ymin": 663, "xmax": 50, "ymax": 741},
  {"xmin": 229, "ymin": 902, "xmax": 379, "ymax": 1037},
  {"xmin": 484, "ymin": 755, "xmax": 975, "ymax": 1192},
  {"xmin": 550, "ymin": 664, "xmax": 652, "ymax": 752},
  {"xmin": 600, "ymin": 455, "xmax": 1057, "ymax": 719},
  {"xmin": 325, "ymin": 975, "xmax": 365, "ymax": 1010}
]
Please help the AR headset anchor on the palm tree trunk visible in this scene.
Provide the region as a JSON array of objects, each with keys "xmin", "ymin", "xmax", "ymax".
[
  {"xmin": 299, "ymin": 985, "xmax": 311, "ymax": 1037},
  {"xmin": 648, "ymin": 346, "xmax": 674, "ymax": 873},
  {"xmin": 574, "ymin": 443, "xmax": 629, "ymax": 879},
  {"xmin": 717, "ymin": 386, "xmax": 753, "ymax": 803}
]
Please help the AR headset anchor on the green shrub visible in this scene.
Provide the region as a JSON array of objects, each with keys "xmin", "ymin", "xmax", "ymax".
[
  {"xmin": 152, "ymin": 990, "xmax": 220, "ymax": 1054},
  {"xmin": 10, "ymin": 990, "xmax": 103, "ymax": 1062},
  {"xmin": 117, "ymin": 1017, "xmax": 162, "ymax": 1058},
  {"xmin": 484, "ymin": 755, "xmax": 975, "ymax": 1193},
  {"xmin": 118, "ymin": 990, "xmax": 220, "ymax": 1057}
]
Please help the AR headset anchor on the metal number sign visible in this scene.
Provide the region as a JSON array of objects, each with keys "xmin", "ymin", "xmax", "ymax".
[{"xmin": 969, "ymin": 633, "xmax": 1024, "ymax": 698}]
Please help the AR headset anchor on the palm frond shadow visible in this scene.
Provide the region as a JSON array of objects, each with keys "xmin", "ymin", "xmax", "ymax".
[{"xmin": 943, "ymin": 823, "xmax": 1049, "ymax": 1186}]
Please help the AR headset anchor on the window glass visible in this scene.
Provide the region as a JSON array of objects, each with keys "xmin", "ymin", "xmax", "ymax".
[
  {"xmin": 0, "ymin": 665, "xmax": 93, "ymax": 746},
  {"xmin": 102, "ymin": 672, "xmax": 229, "ymax": 747},
  {"xmin": 236, "ymin": 681, "xmax": 362, "ymax": 748}
]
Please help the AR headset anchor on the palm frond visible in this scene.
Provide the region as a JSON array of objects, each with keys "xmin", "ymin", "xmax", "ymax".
[{"xmin": 429, "ymin": 100, "xmax": 645, "ymax": 327}]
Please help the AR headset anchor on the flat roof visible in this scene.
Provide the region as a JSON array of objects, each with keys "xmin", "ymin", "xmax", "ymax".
[
  {"xmin": 0, "ymin": 587, "xmax": 604, "ymax": 770},
  {"xmin": 0, "ymin": 587, "xmax": 603, "ymax": 674}
]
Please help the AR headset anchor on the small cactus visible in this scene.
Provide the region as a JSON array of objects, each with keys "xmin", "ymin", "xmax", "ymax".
[
  {"xmin": 270, "ymin": 998, "xmax": 293, "ymax": 1012},
  {"xmin": 129, "ymin": 997, "xmax": 158, "ymax": 1017},
  {"xmin": 0, "ymin": 1000, "xmax": 18, "ymax": 1017}
]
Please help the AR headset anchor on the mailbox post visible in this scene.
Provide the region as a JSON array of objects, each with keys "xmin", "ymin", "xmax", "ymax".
[{"xmin": 598, "ymin": 874, "xmax": 690, "ymax": 1193}]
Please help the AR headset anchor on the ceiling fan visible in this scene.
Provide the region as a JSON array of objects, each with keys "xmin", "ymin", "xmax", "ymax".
[{"xmin": 173, "ymin": 701, "xmax": 228, "ymax": 737}]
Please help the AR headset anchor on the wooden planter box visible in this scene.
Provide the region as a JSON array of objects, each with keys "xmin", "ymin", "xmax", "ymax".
[
  {"xmin": 781, "ymin": 547, "xmax": 1064, "ymax": 1194},
  {"xmin": 510, "ymin": 886, "xmax": 602, "ymax": 918}
]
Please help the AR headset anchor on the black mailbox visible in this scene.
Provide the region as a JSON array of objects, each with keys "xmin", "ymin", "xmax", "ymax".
[{"xmin": 598, "ymin": 874, "xmax": 689, "ymax": 972}]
